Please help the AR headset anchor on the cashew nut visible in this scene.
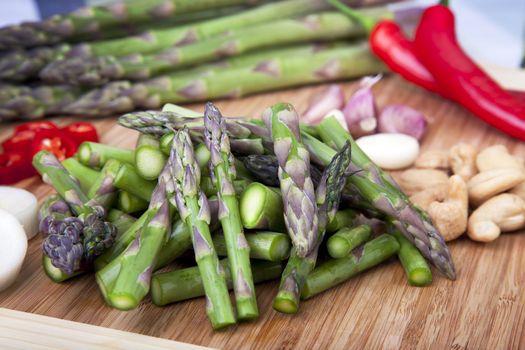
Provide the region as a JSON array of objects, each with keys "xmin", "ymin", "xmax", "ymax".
[
  {"xmin": 427, "ymin": 175, "xmax": 469, "ymax": 242},
  {"xmin": 476, "ymin": 145, "xmax": 523, "ymax": 171},
  {"xmin": 467, "ymin": 168, "xmax": 525, "ymax": 206},
  {"xmin": 467, "ymin": 193, "xmax": 525, "ymax": 242},
  {"xmin": 398, "ymin": 169, "xmax": 448, "ymax": 196},
  {"xmin": 510, "ymin": 182, "xmax": 525, "ymax": 201},
  {"xmin": 449, "ymin": 143, "xmax": 478, "ymax": 181},
  {"xmin": 415, "ymin": 150, "xmax": 449, "ymax": 170},
  {"xmin": 409, "ymin": 187, "xmax": 447, "ymax": 211}
]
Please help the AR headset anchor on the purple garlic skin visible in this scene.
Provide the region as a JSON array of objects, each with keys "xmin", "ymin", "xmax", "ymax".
[
  {"xmin": 378, "ymin": 104, "xmax": 427, "ymax": 141},
  {"xmin": 343, "ymin": 75, "xmax": 380, "ymax": 138},
  {"xmin": 303, "ymin": 84, "xmax": 345, "ymax": 124}
]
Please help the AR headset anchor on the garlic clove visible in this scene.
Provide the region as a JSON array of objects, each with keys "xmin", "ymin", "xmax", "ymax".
[
  {"xmin": 302, "ymin": 84, "xmax": 345, "ymax": 124},
  {"xmin": 342, "ymin": 75, "xmax": 380, "ymax": 138},
  {"xmin": 378, "ymin": 104, "xmax": 427, "ymax": 140}
]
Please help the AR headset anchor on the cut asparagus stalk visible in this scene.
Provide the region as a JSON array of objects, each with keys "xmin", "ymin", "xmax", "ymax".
[
  {"xmin": 167, "ymin": 128, "xmax": 235, "ymax": 329},
  {"xmin": 116, "ymin": 191, "xmax": 149, "ymax": 214},
  {"xmin": 154, "ymin": 219, "xmax": 193, "ymax": 269},
  {"xmin": 42, "ymin": 255, "xmax": 83, "ymax": 283},
  {"xmin": 327, "ymin": 225, "xmax": 372, "ymax": 259},
  {"xmin": 77, "ymin": 142, "xmax": 134, "ymax": 169},
  {"xmin": 391, "ymin": 229, "xmax": 432, "ymax": 287},
  {"xmin": 107, "ymin": 209, "xmax": 137, "ymax": 237},
  {"xmin": 151, "ymin": 259, "xmax": 284, "ymax": 306},
  {"xmin": 62, "ymin": 157, "xmax": 99, "ymax": 193},
  {"xmin": 301, "ymin": 234, "xmax": 400, "ymax": 299},
  {"xmin": 204, "ymin": 102, "xmax": 258, "ymax": 320},
  {"xmin": 240, "ymin": 182, "xmax": 285, "ymax": 231},
  {"xmin": 315, "ymin": 116, "xmax": 455, "ymax": 279},
  {"xmin": 326, "ymin": 209, "xmax": 357, "ymax": 233},
  {"xmin": 213, "ymin": 231, "xmax": 290, "ymax": 262},
  {"xmin": 135, "ymin": 134, "xmax": 167, "ymax": 180},
  {"xmin": 113, "ymin": 163, "xmax": 156, "ymax": 201},
  {"xmin": 87, "ymin": 159, "xmax": 121, "ymax": 209}
]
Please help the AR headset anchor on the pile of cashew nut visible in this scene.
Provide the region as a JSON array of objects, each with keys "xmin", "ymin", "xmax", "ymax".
[{"xmin": 394, "ymin": 144, "xmax": 525, "ymax": 243}]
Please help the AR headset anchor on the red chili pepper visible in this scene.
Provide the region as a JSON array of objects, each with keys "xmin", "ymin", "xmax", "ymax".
[
  {"xmin": 61, "ymin": 122, "xmax": 99, "ymax": 145},
  {"xmin": 0, "ymin": 151, "xmax": 36, "ymax": 184},
  {"xmin": 15, "ymin": 121, "xmax": 58, "ymax": 133},
  {"xmin": 1, "ymin": 129, "xmax": 36, "ymax": 153},
  {"xmin": 414, "ymin": 5, "xmax": 525, "ymax": 140},
  {"xmin": 31, "ymin": 129, "xmax": 77, "ymax": 161}
]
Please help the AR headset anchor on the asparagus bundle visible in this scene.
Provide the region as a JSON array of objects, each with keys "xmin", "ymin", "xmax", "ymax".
[
  {"xmin": 40, "ymin": 11, "xmax": 370, "ymax": 85},
  {"xmin": 0, "ymin": 0, "xmax": 258, "ymax": 50}
]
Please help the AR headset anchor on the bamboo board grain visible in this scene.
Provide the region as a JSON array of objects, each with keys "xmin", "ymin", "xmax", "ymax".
[{"xmin": 0, "ymin": 76, "xmax": 524, "ymax": 350}]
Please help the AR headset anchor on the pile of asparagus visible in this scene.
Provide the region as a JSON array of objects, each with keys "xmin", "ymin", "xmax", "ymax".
[
  {"xmin": 34, "ymin": 101, "xmax": 455, "ymax": 329},
  {"xmin": 0, "ymin": 0, "xmax": 411, "ymax": 121}
]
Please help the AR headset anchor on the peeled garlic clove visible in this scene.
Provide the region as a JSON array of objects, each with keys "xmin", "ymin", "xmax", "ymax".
[
  {"xmin": 356, "ymin": 133, "xmax": 420, "ymax": 170},
  {"xmin": 323, "ymin": 109, "xmax": 348, "ymax": 131},
  {"xmin": 343, "ymin": 75, "xmax": 380, "ymax": 138},
  {"xmin": 303, "ymin": 84, "xmax": 345, "ymax": 124},
  {"xmin": 0, "ymin": 186, "xmax": 38, "ymax": 240},
  {"xmin": 378, "ymin": 104, "xmax": 427, "ymax": 140},
  {"xmin": 0, "ymin": 208, "xmax": 27, "ymax": 291}
]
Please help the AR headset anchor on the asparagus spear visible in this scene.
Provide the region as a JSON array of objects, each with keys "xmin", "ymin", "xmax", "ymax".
[
  {"xmin": 134, "ymin": 134, "xmax": 167, "ymax": 180},
  {"xmin": 240, "ymin": 182, "xmax": 285, "ymax": 231},
  {"xmin": 86, "ymin": 159, "xmax": 121, "ymax": 209},
  {"xmin": 301, "ymin": 234, "xmax": 400, "ymax": 299},
  {"xmin": 315, "ymin": 116, "xmax": 456, "ymax": 279},
  {"xmin": 213, "ymin": 231, "xmax": 291, "ymax": 262},
  {"xmin": 166, "ymin": 128, "xmax": 235, "ymax": 329},
  {"xmin": 326, "ymin": 209, "xmax": 357, "ymax": 233},
  {"xmin": 116, "ymin": 191, "xmax": 149, "ymax": 214},
  {"xmin": 62, "ymin": 157, "xmax": 99, "ymax": 193},
  {"xmin": 391, "ymin": 228, "xmax": 432, "ymax": 286},
  {"xmin": 327, "ymin": 225, "xmax": 372, "ymax": 258},
  {"xmin": 264, "ymin": 102, "xmax": 319, "ymax": 257},
  {"xmin": 204, "ymin": 102, "xmax": 258, "ymax": 320},
  {"xmin": 41, "ymin": 11, "xmax": 369, "ymax": 85},
  {"xmin": 0, "ymin": 0, "xmax": 257, "ymax": 50},
  {"xmin": 107, "ymin": 209, "xmax": 137, "ymax": 237},
  {"xmin": 272, "ymin": 140, "xmax": 352, "ymax": 314},
  {"xmin": 152, "ymin": 259, "xmax": 284, "ymax": 306},
  {"xmin": 113, "ymin": 163, "xmax": 156, "ymax": 201},
  {"xmin": 77, "ymin": 142, "xmax": 135, "ymax": 169}
]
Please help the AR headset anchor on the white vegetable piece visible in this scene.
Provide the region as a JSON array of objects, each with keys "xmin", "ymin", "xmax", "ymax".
[
  {"xmin": 0, "ymin": 186, "xmax": 39, "ymax": 240},
  {"xmin": 0, "ymin": 208, "xmax": 28, "ymax": 292},
  {"xmin": 356, "ymin": 133, "xmax": 420, "ymax": 170}
]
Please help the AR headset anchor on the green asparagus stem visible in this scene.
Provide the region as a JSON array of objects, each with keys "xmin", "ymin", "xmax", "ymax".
[
  {"xmin": 0, "ymin": 0, "xmax": 258, "ymax": 50},
  {"xmin": 167, "ymin": 128, "xmax": 235, "ymax": 329},
  {"xmin": 107, "ymin": 209, "xmax": 137, "ymax": 237},
  {"xmin": 42, "ymin": 255, "xmax": 83, "ymax": 283},
  {"xmin": 87, "ymin": 159, "xmax": 121, "ymax": 209},
  {"xmin": 240, "ymin": 182, "xmax": 285, "ymax": 231},
  {"xmin": 62, "ymin": 157, "xmax": 99, "ymax": 193},
  {"xmin": 326, "ymin": 209, "xmax": 357, "ymax": 233},
  {"xmin": 327, "ymin": 225, "xmax": 372, "ymax": 259},
  {"xmin": 151, "ymin": 259, "xmax": 284, "ymax": 306},
  {"xmin": 113, "ymin": 163, "xmax": 156, "ymax": 201},
  {"xmin": 154, "ymin": 218, "xmax": 193, "ymax": 269},
  {"xmin": 204, "ymin": 102, "xmax": 258, "ymax": 319},
  {"xmin": 116, "ymin": 191, "xmax": 149, "ymax": 214},
  {"xmin": 135, "ymin": 134, "xmax": 167, "ymax": 180},
  {"xmin": 264, "ymin": 102, "xmax": 318, "ymax": 257},
  {"xmin": 301, "ymin": 234, "xmax": 400, "ymax": 299},
  {"xmin": 391, "ymin": 229, "xmax": 432, "ymax": 287},
  {"xmin": 315, "ymin": 116, "xmax": 456, "ymax": 279},
  {"xmin": 107, "ymin": 171, "xmax": 171, "ymax": 310},
  {"xmin": 213, "ymin": 231, "xmax": 291, "ymax": 262},
  {"xmin": 77, "ymin": 142, "xmax": 134, "ymax": 169},
  {"xmin": 272, "ymin": 140, "xmax": 352, "ymax": 314}
]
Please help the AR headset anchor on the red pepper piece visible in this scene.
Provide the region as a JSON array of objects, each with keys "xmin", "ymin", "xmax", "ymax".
[
  {"xmin": 31, "ymin": 129, "xmax": 77, "ymax": 162},
  {"xmin": 414, "ymin": 5, "xmax": 525, "ymax": 140},
  {"xmin": 0, "ymin": 151, "xmax": 36, "ymax": 184},
  {"xmin": 1, "ymin": 129, "xmax": 36, "ymax": 153},
  {"xmin": 61, "ymin": 122, "xmax": 99, "ymax": 145},
  {"xmin": 15, "ymin": 121, "xmax": 58, "ymax": 133}
]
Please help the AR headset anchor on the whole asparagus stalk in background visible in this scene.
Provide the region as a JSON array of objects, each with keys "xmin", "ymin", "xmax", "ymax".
[
  {"xmin": 33, "ymin": 151, "xmax": 117, "ymax": 274},
  {"xmin": 273, "ymin": 141, "xmax": 352, "ymax": 313},
  {"xmin": 204, "ymin": 102, "xmax": 258, "ymax": 320},
  {"xmin": 167, "ymin": 128, "xmax": 235, "ymax": 329},
  {"xmin": 1, "ymin": 43, "xmax": 384, "ymax": 120},
  {"xmin": 0, "ymin": 0, "xmax": 258, "ymax": 50},
  {"xmin": 40, "ymin": 12, "xmax": 367, "ymax": 85},
  {"xmin": 264, "ymin": 102, "xmax": 319, "ymax": 257},
  {"xmin": 315, "ymin": 117, "xmax": 455, "ymax": 279}
]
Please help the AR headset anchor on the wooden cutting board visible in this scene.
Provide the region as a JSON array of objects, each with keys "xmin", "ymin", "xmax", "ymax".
[{"xmin": 0, "ymin": 76, "xmax": 523, "ymax": 349}]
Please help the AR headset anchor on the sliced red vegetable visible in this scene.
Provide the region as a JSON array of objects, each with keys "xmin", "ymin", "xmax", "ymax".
[
  {"xmin": 15, "ymin": 121, "xmax": 58, "ymax": 133},
  {"xmin": 414, "ymin": 5, "xmax": 525, "ymax": 141},
  {"xmin": 1, "ymin": 129, "xmax": 36, "ymax": 153},
  {"xmin": 61, "ymin": 122, "xmax": 99, "ymax": 145},
  {"xmin": 31, "ymin": 129, "xmax": 77, "ymax": 161},
  {"xmin": 0, "ymin": 151, "xmax": 35, "ymax": 184}
]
